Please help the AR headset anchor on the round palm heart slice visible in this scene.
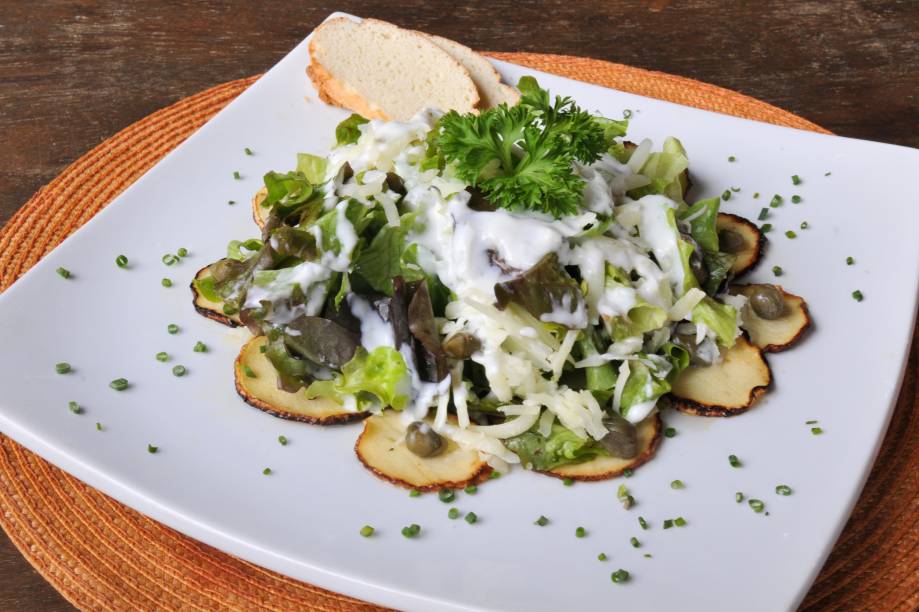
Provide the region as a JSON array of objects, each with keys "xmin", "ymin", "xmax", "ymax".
[
  {"xmin": 355, "ymin": 410, "xmax": 492, "ymax": 491},
  {"xmin": 671, "ymin": 336, "xmax": 772, "ymax": 416},
  {"xmin": 544, "ymin": 413, "xmax": 662, "ymax": 481},
  {"xmin": 717, "ymin": 213, "xmax": 765, "ymax": 276},
  {"xmin": 191, "ymin": 262, "xmax": 241, "ymax": 327},
  {"xmin": 732, "ymin": 284, "xmax": 812, "ymax": 352},
  {"xmin": 252, "ymin": 186, "xmax": 268, "ymax": 229},
  {"xmin": 235, "ymin": 336, "xmax": 368, "ymax": 424}
]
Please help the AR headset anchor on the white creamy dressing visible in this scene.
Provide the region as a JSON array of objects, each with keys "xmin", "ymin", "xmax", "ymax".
[{"xmin": 245, "ymin": 261, "xmax": 330, "ymax": 325}]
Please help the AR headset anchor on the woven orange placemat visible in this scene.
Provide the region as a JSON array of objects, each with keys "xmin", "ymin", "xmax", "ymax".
[{"xmin": 0, "ymin": 53, "xmax": 916, "ymax": 611}]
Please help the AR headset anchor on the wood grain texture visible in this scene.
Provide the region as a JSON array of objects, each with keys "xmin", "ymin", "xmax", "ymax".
[{"xmin": 0, "ymin": 1, "xmax": 916, "ymax": 609}]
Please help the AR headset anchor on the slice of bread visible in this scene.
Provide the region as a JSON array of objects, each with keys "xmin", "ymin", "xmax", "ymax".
[
  {"xmin": 426, "ymin": 34, "xmax": 520, "ymax": 109},
  {"xmin": 307, "ymin": 17, "xmax": 480, "ymax": 121}
]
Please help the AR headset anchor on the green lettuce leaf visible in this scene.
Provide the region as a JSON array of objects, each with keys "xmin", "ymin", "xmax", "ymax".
[
  {"xmin": 691, "ymin": 296, "xmax": 738, "ymax": 348},
  {"xmin": 660, "ymin": 342, "xmax": 691, "ymax": 382},
  {"xmin": 701, "ymin": 250, "xmax": 736, "ymax": 295},
  {"xmin": 505, "ymin": 423, "xmax": 607, "ymax": 471},
  {"xmin": 679, "ymin": 197, "xmax": 720, "ymax": 252},
  {"xmin": 296, "ymin": 153, "xmax": 328, "ymax": 184},
  {"xmin": 603, "ymin": 264, "xmax": 669, "ymax": 340},
  {"xmin": 306, "ymin": 346, "xmax": 410, "ymax": 410},
  {"xmin": 577, "ymin": 333, "xmax": 617, "ymax": 404},
  {"xmin": 335, "ymin": 114, "xmax": 369, "ymax": 146},
  {"xmin": 628, "ymin": 137, "xmax": 690, "ymax": 203},
  {"xmin": 620, "ymin": 360, "xmax": 670, "ymax": 418},
  {"xmin": 226, "ymin": 239, "xmax": 263, "ymax": 262}
]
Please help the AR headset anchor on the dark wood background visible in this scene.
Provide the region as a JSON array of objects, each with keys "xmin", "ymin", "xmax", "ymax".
[{"xmin": 0, "ymin": 0, "xmax": 917, "ymax": 608}]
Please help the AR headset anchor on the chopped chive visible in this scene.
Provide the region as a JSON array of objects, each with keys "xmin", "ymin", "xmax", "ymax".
[
  {"xmin": 409, "ymin": 489, "xmax": 421, "ymax": 498},
  {"xmin": 753, "ymin": 192, "xmax": 761, "ymax": 199},
  {"xmin": 760, "ymin": 223, "xmax": 773, "ymax": 233},
  {"xmin": 167, "ymin": 323, "xmax": 179, "ymax": 334},
  {"xmin": 228, "ymin": 200, "xmax": 236, "ymax": 205},
  {"xmin": 825, "ymin": 171, "xmax": 832, "ymax": 176},
  {"xmin": 259, "ymin": 345, "xmax": 267, "ymax": 354},
  {"xmin": 401, "ymin": 524, "xmax": 421, "ymax": 538},
  {"xmin": 623, "ymin": 468, "xmax": 634, "ymax": 477},
  {"xmin": 630, "ymin": 537, "xmax": 640, "ymax": 548},
  {"xmin": 852, "ymin": 290, "xmax": 863, "ymax": 302},
  {"xmin": 623, "ymin": 109, "xmax": 633, "ymax": 119},
  {"xmin": 563, "ymin": 478, "xmax": 574, "ymax": 487},
  {"xmin": 95, "ymin": 422, "xmax": 102, "ymax": 431},
  {"xmin": 359, "ymin": 525, "xmax": 374, "ymax": 537},
  {"xmin": 278, "ymin": 435, "xmax": 288, "ymax": 446},
  {"xmin": 262, "ymin": 467, "xmax": 272, "ymax": 475},
  {"xmin": 670, "ymin": 479, "xmax": 685, "ymax": 490},
  {"xmin": 535, "ymin": 515, "xmax": 549, "ymax": 526},
  {"xmin": 176, "ymin": 247, "xmax": 188, "ymax": 258},
  {"xmin": 244, "ymin": 147, "xmax": 254, "ymax": 156},
  {"xmin": 489, "ymin": 471, "xmax": 501, "ymax": 479},
  {"xmin": 757, "ymin": 207, "xmax": 769, "ymax": 220},
  {"xmin": 68, "ymin": 401, "xmax": 82, "ymax": 415},
  {"xmin": 735, "ymin": 492, "xmax": 744, "ymax": 503},
  {"xmin": 233, "ymin": 171, "xmax": 241, "ymax": 180},
  {"xmin": 109, "ymin": 378, "xmax": 129, "ymax": 391},
  {"xmin": 663, "ymin": 519, "xmax": 674, "ymax": 529},
  {"xmin": 617, "ymin": 484, "xmax": 634, "ymax": 509},
  {"xmin": 791, "ymin": 174, "xmax": 802, "ymax": 185},
  {"xmin": 728, "ymin": 454, "xmax": 741, "ymax": 468},
  {"xmin": 611, "ymin": 569, "xmax": 630, "ymax": 584},
  {"xmin": 643, "ymin": 553, "xmax": 652, "ymax": 558},
  {"xmin": 438, "ymin": 489, "xmax": 455, "ymax": 503},
  {"xmin": 56, "ymin": 267, "xmax": 72, "ymax": 279},
  {"xmin": 674, "ymin": 517, "xmax": 687, "ymax": 527},
  {"xmin": 805, "ymin": 419, "xmax": 818, "ymax": 424},
  {"xmin": 193, "ymin": 341, "xmax": 207, "ymax": 353},
  {"xmin": 147, "ymin": 444, "xmax": 158, "ymax": 454},
  {"xmin": 172, "ymin": 365, "xmax": 186, "ymax": 377},
  {"xmin": 748, "ymin": 499, "xmax": 765, "ymax": 513},
  {"xmin": 770, "ymin": 194, "xmax": 783, "ymax": 208},
  {"xmin": 448, "ymin": 507, "xmax": 460, "ymax": 519},
  {"xmin": 721, "ymin": 190, "xmax": 731, "ymax": 201},
  {"xmin": 785, "ymin": 230, "xmax": 797, "ymax": 239},
  {"xmin": 55, "ymin": 362, "xmax": 72, "ymax": 374},
  {"xmin": 598, "ymin": 552, "xmax": 608, "ymax": 561},
  {"xmin": 772, "ymin": 266, "xmax": 783, "ymax": 276},
  {"xmin": 464, "ymin": 485, "xmax": 478, "ymax": 494},
  {"xmin": 161, "ymin": 277, "xmax": 173, "ymax": 287},
  {"xmin": 800, "ymin": 221, "xmax": 809, "ymax": 230},
  {"xmin": 846, "ymin": 256, "xmax": 854, "ymax": 265},
  {"xmin": 575, "ymin": 526, "xmax": 586, "ymax": 538},
  {"xmin": 162, "ymin": 253, "xmax": 178, "ymax": 266},
  {"xmin": 243, "ymin": 365, "xmax": 256, "ymax": 378},
  {"xmin": 791, "ymin": 195, "xmax": 802, "ymax": 204},
  {"xmin": 775, "ymin": 485, "xmax": 793, "ymax": 496},
  {"xmin": 155, "ymin": 352, "xmax": 169, "ymax": 362},
  {"xmin": 465, "ymin": 512, "xmax": 478, "ymax": 524},
  {"xmin": 731, "ymin": 186, "xmax": 741, "ymax": 192},
  {"xmin": 115, "ymin": 254, "xmax": 128, "ymax": 268},
  {"xmin": 811, "ymin": 427, "xmax": 824, "ymax": 435},
  {"xmin": 638, "ymin": 516, "xmax": 648, "ymax": 530},
  {"xmin": 728, "ymin": 155, "xmax": 736, "ymax": 162},
  {"xmin": 664, "ymin": 427, "xmax": 676, "ymax": 438}
]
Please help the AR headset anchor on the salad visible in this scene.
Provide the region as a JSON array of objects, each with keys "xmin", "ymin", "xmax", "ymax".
[{"xmin": 192, "ymin": 77, "xmax": 810, "ymax": 489}]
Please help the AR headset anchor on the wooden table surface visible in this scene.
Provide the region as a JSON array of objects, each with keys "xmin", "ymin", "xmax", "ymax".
[{"xmin": 1, "ymin": 0, "xmax": 917, "ymax": 608}]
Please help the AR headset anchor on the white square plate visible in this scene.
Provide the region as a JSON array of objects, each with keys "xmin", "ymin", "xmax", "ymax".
[{"xmin": 1, "ymin": 13, "xmax": 917, "ymax": 612}]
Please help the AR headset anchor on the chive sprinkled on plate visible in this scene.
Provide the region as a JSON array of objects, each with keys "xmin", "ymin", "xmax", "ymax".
[
  {"xmin": 68, "ymin": 401, "xmax": 82, "ymax": 415},
  {"xmin": 228, "ymin": 200, "xmax": 236, "ymax": 205},
  {"xmin": 177, "ymin": 247, "xmax": 188, "ymax": 258},
  {"xmin": 95, "ymin": 422, "xmax": 102, "ymax": 431},
  {"xmin": 770, "ymin": 194, "xmax": 783, "ymax": 208},
  {"xmin": 598, "ymin": 552, "xmax": 608, "ymax": 561},
  {"xmin": 193, "ymin": 341, "xmax": 207, "ymax": 353},
  {"xmin": 172, "ymin": 365, "xmax": 186, "ymax": 377},
  {"xmin": 638, "ymin": 516, "xmax": 648, "ymax": 530},
  {"xmin": 721, "ymin": 190, "xmax": 731, "ymax": 201},
  {"xmin": 728, "ymin": 454, "xmax": 741, "ymax": 468},
  {"xmin": 488, "ymin": 471, "xmax": 501, "ymax": 479},
  {"xmin": 56, "ymin": 267, "xmax": 71, "ymax": 279},
  {"xmin": 161, "ymin": 278, "xmax": 173, "ymax": 287},
  {"xmin": 811, "ymin": 427, "xmax": 824, "ymax": 435},
  {"xmin": 806, "ymin": 419, "xmax": 818, "ymax": 424},
  {"xmin": 785, "ymin": 230, "xmax": 797, "ymax": 239},
  {"xmin": 791, "ymin": 195, "xmax": 802, "ymax": 203},
  {"xmin": 748, "ymin": 499, "xmax": 765, "ymax": 513},
  {"xmin": 617, "ymin": 484, "xmax": 634, "ymax": 509},
  {"xmin": 55, "ymin": 362, "xmax": 71, "ymax": 374},
  {"xmin": 800, "ymin": 221, "xmax": 809, "ymax": 230},
  {"xmin": 156, "ymin": 352, "xmax": 169, "ymax": 362},
  {"xmin": 409, "ymin": 489, "xmax": 421, "ymax": 497},
  {"xmin": 611, "ymin": 569, "xmax": 630, "ymax": 584},
  {"xmin": 772, "ymin": 266, "xmax": 783, "ymax": 276},
  {"xmin": 760, "ymin": 223, "xmax": 772, "ymax": 233},
  {"xmin": 575, "ymin": 526, "xmax": 586, "ymax": 538},
  {"xmin": 664, "ymin": 427, "xmax": 676, "ymax": 438},
  {"xmin": 535, "ymin": 515, "xmax": 549, "ymax": 526},
  {"xmin": 167, "ymin": 323, "xmax": 179, "ymax": 334},
  {"xmin": 244, "ymin": 147, "xmax": 254, "ymax": 156},
  {"xmin": 731, "ymin": 186, "xmax": 741, "ymax": 192},
  {"xmin": 728, "ymin": 155, "xmax": 736, "ymax": 162},
  {"xmin": 758, "ymin": 207, "xmax": 769, "ymax": 220},
  {"xmin": 563, "ymin": 477, "xmax": 574, "ymax": 486},
  {"xmin": 438, "ymin": 489, "xmax": 455, "ymax": 503},
  {"xmin": 623, "ymin": 109, "xmax": 633, "ymax": 119},
  {"xmin": 448, "ymin": 508, "xmax": 460, "ymax": 519},
  {"xmin": 623, "ymin": 468, "xmax": 633, "ymax": 477},
  {"xmin": 643, "ymin": 553, "xmax": 652, "ymax": 559},
  {"xmin": 674, "ymin": 517, "xmax": 687, "ymax": 527},
  {"xmin": 852, "ymin": 290, "xmax": 864, "ymax": 302},
  {"xmin": 846, "ymin": 256, "xmax": 855, "ymax": 265},
  {"xmin": 465, "ymin": 512, "xmax": 478, "ymax": 524},
  {"xmin": 753, "ymin": 192, "xmax": 760, "ymax": 199},
  {"xmin": 792, "ymin": 174, "xmax": 802, "ymax": 185},
  {"xmin": 825, "ymin": 171, "xmax": 832, "ymax": 176},
  {"xmin": 233, "ymin": 171, "xmax": 241, "ymax": 180},
  {"xmin": 464, "ymin": 485, "xmax": 478, "ymax": 494},
  {"xmin": 401, "ymin": 524, "xmax": 421, "ymax": 538},
  {"xmin": 735, "ymin": 492, "xmax": 744, "ymax": 503},
  {"xmin": 663, "ymin": 519, "xmax": 674, "ymax": 529},
  {"xmin": 147, "ymin": 444, "xmax": 158, "ymax": 454},
  {"xmin": 775, "ymin": 485, "xmax": 793, "ymax": 496},
  {"xmin": 262, "ymin": 467, "xmax": 272, "ymax": 475},
  {"xmin": 162, "ymin": 253, "xmax": 178, "ymax": 266},
  {"xmin": 359, "ymin": 525, "xmax": 374, "ymax": 537},
  {"xmin": 630, "ymin": 537, "xmax": 640, "ymax": 548},
  {"xmin": 115, "ymin": 254, "xmax": 128, "ymax": 268},
  {"xmin": 670, "ymin": 479, "xmax": 685, "ymax": 489},
  {"xmin": 109, "ymin": 378, "xmax": 128, "ymax": 391},
  {"xmin": 278, "ymin": 435, "xmax": 288, "ymax": 446}
]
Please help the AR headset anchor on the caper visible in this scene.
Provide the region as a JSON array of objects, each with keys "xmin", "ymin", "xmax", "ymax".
[
  {"xmin": 748, "ymin": 284, "xmax": 785, "ymax": 320},
  {"xmin": 405, "ymin": 421, "xmax": 445, "ymax": 458},
  {"xmin": 599, "ymin": 413, "xmax": 638, "ymax": 459},
  {"xmin": 718, "ymin": 229, "xmax": 746, "ymax": 253},
  {"xmin": 385, "ymin": 172, "xmax": 406, "ymax": 195},
  {"xmin": 442, "ymin": 333, "xmax": 481, "ymax": 359}
]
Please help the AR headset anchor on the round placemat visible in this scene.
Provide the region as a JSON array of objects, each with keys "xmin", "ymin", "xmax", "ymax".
[{"xmin": 0, "ymin": 53, "xmax": 915, "ymax": 611}]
